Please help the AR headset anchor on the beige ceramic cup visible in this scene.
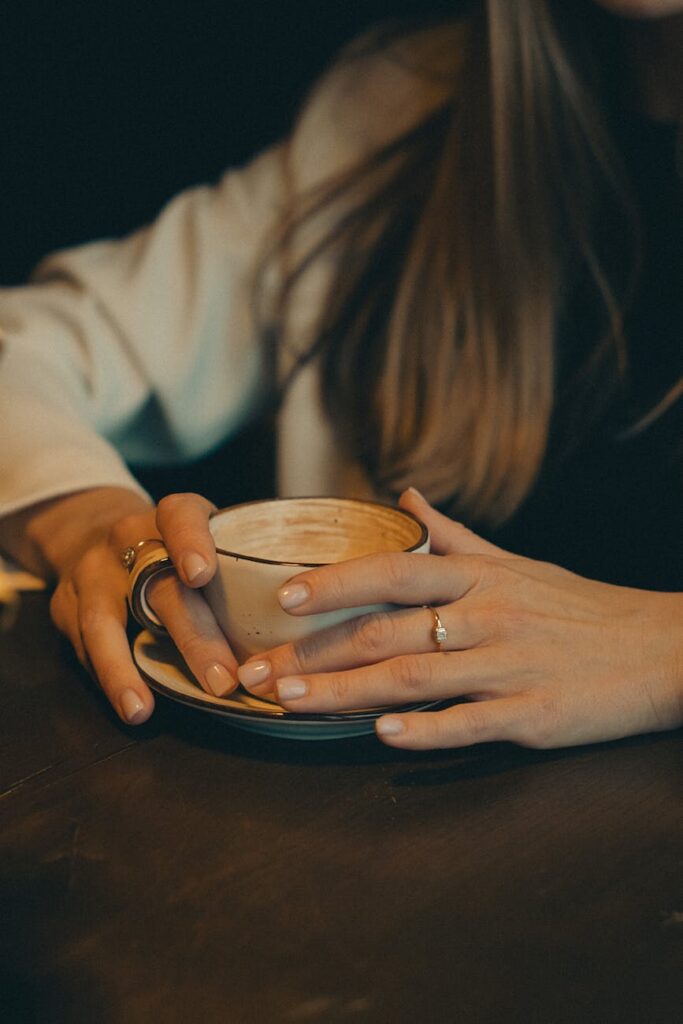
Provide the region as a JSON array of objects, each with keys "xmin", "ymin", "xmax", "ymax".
[{"xmin": 128, "ymin": 496, "xmax": 429, "ymax": 660}]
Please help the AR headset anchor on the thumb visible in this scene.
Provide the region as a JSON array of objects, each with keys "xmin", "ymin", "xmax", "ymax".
[{"xmin": 398, "ymin": 487, "xmax": 507, "ymax": 557}]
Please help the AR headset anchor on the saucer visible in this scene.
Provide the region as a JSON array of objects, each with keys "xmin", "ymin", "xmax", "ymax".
[{"xmin": 133, "ymin": 631, "xmax": 439, "ymax": 740}]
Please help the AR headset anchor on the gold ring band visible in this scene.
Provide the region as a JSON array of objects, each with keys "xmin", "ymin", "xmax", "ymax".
[
  {"xmin": 121, "ymin": 538, "xmax": 165, "ymax": 571},
  {"xmin": 124, "ymin": 542, "xmax": 173, "ymax": 634},
  {"xmin": 423, "ymin": 604, "xmax": 448, "ymax": 650}
]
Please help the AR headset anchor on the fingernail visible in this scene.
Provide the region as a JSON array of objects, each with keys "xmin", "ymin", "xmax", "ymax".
[
  {"xmin": 278, "ymin": 583, "xmax": 311, "ymax": 610},
  {"xmin": 237, "ymin": 660, "xmax": 271, "ymax": 688},
  {"xmin": 376, "ymin": 716, "xmax": 405, "ymax": 737},
  {"xmin": 406, "ymin": 486, "xmax": 427, "ymax": 503},
  {"xmin": 205, "ymin": 663, "xmax": 235, "ymax": 697},
  {"xmin": 120, "ymin": 689, "xmax": 145, "ymax": 724},
  {"xmin": 183, "ymin": 552, "xmax": 208, "ymax": 583},
  {"xmin": 277, "ymin": 677, "xmax": 308, "ymax": 700}
]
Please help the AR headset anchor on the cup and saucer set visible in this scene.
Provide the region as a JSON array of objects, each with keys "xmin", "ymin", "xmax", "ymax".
[{"xmin": 128, "ymin": 497, "xmax": 442, "ymax": 741}]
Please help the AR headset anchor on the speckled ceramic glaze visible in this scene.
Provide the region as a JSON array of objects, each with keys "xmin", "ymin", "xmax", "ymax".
[{"xmin": 202, "ymin": 497, "xmax": 429, "ymax": 661}]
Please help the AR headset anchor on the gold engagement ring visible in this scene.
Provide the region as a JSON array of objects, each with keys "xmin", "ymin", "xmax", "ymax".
[{"xmin": 424, "ymin": 605, "xmax": 448, "ymax": 650}]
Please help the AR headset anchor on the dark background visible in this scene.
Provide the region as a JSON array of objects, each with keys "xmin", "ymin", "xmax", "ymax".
[{"xmin": 1, "ymin": 0, "xmax": 454, "ymax": 285}]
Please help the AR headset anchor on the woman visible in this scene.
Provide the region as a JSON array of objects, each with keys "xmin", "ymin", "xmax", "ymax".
[{"xmin": 0, "ymin": 0, "xmax": 681, "ymax": 747}]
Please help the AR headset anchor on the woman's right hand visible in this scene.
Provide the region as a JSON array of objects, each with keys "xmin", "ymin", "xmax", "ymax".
[{"xmin": 3, "ymin": 487, "xmax": 238, "ymax": 725}]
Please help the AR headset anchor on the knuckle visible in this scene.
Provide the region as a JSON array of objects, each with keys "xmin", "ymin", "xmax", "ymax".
[
  {"xmin": 481, "ymin": 602, "xmax": 522, "ymax": 641},
  {"xmin": 156, "ymin": 492, "xmax": 191, "ymax": 517},
  {"xmin": 76, "ymin": 544, "xmax": 108, "ymax": 577},
  {"xmin": 516, "ymin": 693, "xmax": 561, "ymax": 749},
  {"xmin": 156, "ymin": 492, "xmax": 212, "ymax": 535},
  {"xmin": 462, "ymin": 553, "xmax": 503, "ymax": 590},
  {"xmin": 383, "ymin": 554, "xmax": 413, "ymax": 592},
  {"xmin": 328, "ymin": 674, "xmax": 351, "ymax": 701},
  {"xmin": 173, "ymin": 630, "xmax": 208, "ymax": 664},
  {"xmin": 388, "ymin": 655, "xmax": 425, "ymax": 694},
  {"xmin": 423, "ymin": 711, "xmax": 452, "ymax": 747},
  {"xmin": 348, "ymin": 612, "xmax": 395, "ymax": 658},
  {"xmin": 454, "ymin": 601, "xmax": 485, "ymax": 642},
  {"xmin": 286, "ymin": 637, "xmax": 318, "ymax": 674},
  {"xmin": 109, "ymin": 511, "xmax": 154, "ymax": 549},
  {"xmin": 457, "ymin": 703, "xmax": 491, "ymax": 743}
]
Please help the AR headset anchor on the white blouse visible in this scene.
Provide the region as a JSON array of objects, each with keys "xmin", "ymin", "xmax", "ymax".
[{"xmin": 0, "ymin": 29, "xmax": 453, "ymax": 520}]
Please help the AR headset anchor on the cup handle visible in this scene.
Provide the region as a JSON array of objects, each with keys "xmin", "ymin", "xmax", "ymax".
[{"xmin": 126, "ymin": 544, "xmax": 174, "ymax": 634}]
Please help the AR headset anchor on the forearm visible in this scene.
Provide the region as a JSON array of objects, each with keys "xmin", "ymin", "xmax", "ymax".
[{"xmin": 0, "ymin": 487, "xmax": 154, "ymax": 580}]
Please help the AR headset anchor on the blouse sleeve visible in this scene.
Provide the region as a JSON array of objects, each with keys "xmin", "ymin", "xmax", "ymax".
[{"xmin": 0, "ymin": 144, "xmax": 285, "ymax": 518}]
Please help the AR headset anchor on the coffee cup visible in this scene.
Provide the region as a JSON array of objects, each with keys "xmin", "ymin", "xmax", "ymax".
[{"xmin": 128, "ymin": 496, "xmax": 429, "ymax": 660}]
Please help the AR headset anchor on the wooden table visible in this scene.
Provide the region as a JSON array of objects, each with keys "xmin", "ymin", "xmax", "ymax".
[{"xmin": 1, "ymin": 593, "xmax": 681, "ymax": 1023}]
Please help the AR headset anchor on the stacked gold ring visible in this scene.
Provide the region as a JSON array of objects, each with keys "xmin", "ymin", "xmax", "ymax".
[{"xmin": 121, "ymin": 538, "xmax": 173, "ymax": 633}]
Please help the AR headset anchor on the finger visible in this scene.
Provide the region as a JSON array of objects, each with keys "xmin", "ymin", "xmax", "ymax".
[
  {"xmin": 277, "ymin": 550, "xmax": 486, "ymax": 616},
  {"xmin": 75, "ymin": 576, "xmax": 155, "ymax": 725},
  {"xmin": 272, "ymin": 648, "xmax": 504, "ymax": 713},
  {"xmin": 146, "ymin": 571, "xmax": 238, "ymax": 698},
  {"xmin": 237, "ymin": 604, "xmax": 487, "ymax": 694},
  {"xmin": 398, "ymin": 487, "xmax": 508, "ymax": 557},
  {"xmin": 155, "ymin": 492, "xmax": 218, "ymax": 588},
  {"xmin": 50, "ymin": 580, "xmax": 89, "ymax": 667},
  {"xmin": 375, "ymin": 697, "xmax": 527, "ymax": 750}
]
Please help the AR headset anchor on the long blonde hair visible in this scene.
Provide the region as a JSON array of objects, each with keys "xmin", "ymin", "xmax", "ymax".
[{"xmin": 263, "ymin": 0, "xmax": 642, "ymax": 524}]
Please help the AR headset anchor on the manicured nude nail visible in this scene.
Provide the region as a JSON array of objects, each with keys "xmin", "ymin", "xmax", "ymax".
[
  {"xmin": 183, "ymin": 552, "xmax": 208, "ymax": 583},
  {"xmin": 277, "ymin": 677, "xmax": 308, "ymax": 700},
  {"xmin": 376, "ymin": 716, "xmax": 405, "ymax": 737},
  {"xmin": 237, "ymin": 660, "xmax": 271, "ymax": 689},
  {"xmin": 120, "ymin": 689, "xmax": 145, "ymax": 724},
  {"xmin": 406, "ymin": 486, "xmax": 427, "ymax": 503},
  {"xmin": 278, "ymin": 583, "xmax": 311, "ymax": 610},
  {"xmin": 205, "ymin": 663, "xmax": 234, "ymax": 697}
]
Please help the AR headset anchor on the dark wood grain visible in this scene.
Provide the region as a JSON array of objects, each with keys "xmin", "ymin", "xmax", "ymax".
[{"xmin": 1, "ymin": 593, "xmax": 681, "ymax": 1024}]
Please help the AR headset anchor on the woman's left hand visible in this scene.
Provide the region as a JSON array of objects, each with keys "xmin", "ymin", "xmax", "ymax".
[{"xmin": 237, "ymin": 489, "xmax": 683, "ymax": 750}]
